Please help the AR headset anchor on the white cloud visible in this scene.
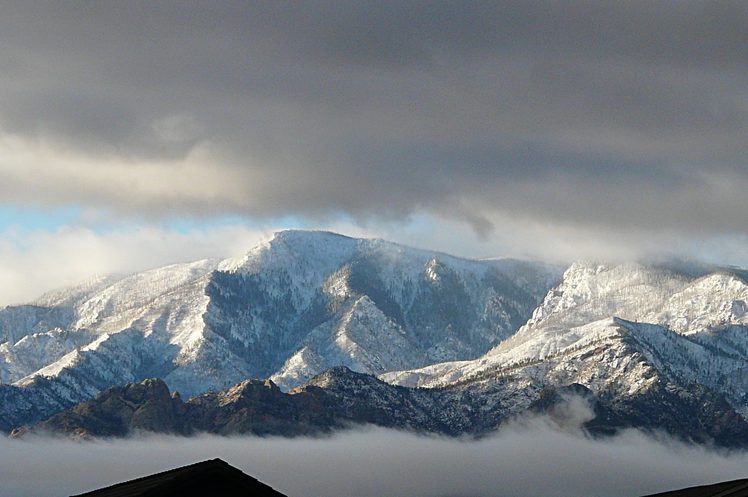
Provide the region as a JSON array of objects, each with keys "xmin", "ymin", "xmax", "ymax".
[
  {"xmin": 6, "ymin": 212, "xmax": 748, "ymax": 308},
  {"xmin": 0, "ymin": 224, "xmax": 268, "ymax": 307},
  {"xmin": 0, "ymin": 131, "xmax": 255, "ymax": 217},
  {"xmin": 3, "ymin": 426, "xmax": 748, "ymax": 497},
  {"xmin": 346, "ymin": 212, "xmax": 748, "ymax": 269}
]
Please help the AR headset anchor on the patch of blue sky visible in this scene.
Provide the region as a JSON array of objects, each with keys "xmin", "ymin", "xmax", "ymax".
[
  {"xmin": 0, "ymin": 202, "xmax": 309, "ymax": 236},
  {"xmin": 0, "ymin": 203, "xmax": 402, "ymax": 247},
  {"xmin": 0, "ymin": 205, "xmax": 83, "ymax": 233}
]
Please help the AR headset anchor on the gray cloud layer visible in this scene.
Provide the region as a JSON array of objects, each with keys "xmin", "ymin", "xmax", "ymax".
[
  {"xmin": 4, "ymin": 424, "xmax": 748, "ymax": 497},
  {"xmin": 1, "ymin": 1, "xmax": 747, "ymax": 234}
]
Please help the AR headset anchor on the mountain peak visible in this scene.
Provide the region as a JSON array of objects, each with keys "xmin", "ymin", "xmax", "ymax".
[{"xmin": 271, "ymin": 229, "xmax": 355, "ymax": 243}]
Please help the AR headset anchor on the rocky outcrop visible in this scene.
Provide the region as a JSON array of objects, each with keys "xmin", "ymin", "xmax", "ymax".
[
  {"xmin": 12, "ymin": 378, "xmax": 187, "ymax": 439},
  {"xmin": 14, "ymin": 367, "xmax": 748, "ymax": 448}
]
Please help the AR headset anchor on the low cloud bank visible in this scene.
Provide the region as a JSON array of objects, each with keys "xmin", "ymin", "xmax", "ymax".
[
  {"xmin": 7, "ymin": 216, "xmax": 748, "ymax": 309},
  {"xmin": 4, "ymin": 420, "xmax": 748, "ymax": 497},
  {"xmin": 0, "ymin": 224, "xmax": 268, "ymax": 307}
]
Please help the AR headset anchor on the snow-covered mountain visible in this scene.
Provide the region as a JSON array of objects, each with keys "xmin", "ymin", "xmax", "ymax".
[
  {"xmin": 383, "ymin": 261, "xmax": 748, "ymax": 422},
  {"xmin": 0, "ymin": 230, "xmax": 558, "ymax": 430},
  {"xmin": 9, "ymin": 254, "xmax": 748, "ymax": 446},
  {"xmin": 8, "ymin": 233, "xmax": 748, "ymax": 444}
]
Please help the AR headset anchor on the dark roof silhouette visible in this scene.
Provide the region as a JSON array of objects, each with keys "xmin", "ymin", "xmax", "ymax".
[
  {"xmin": 641, "ymin": 478, "xmax": 748, "ymax": 497},
  {"xmin": 70, "ymin": 458, "xmax": 289, "ymax": 497}
]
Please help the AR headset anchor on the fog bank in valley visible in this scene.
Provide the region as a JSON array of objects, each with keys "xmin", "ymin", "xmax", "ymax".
[{"xmin": 3, "ymin": 417, "xmax": 748, "ymax": 497}]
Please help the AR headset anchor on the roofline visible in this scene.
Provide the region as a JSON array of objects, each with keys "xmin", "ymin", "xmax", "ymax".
[{"xmin": 69, "ymin": 458, "xmax": 239, "ymax": 497}]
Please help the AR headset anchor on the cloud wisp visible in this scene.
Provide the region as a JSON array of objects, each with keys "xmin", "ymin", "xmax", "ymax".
[
  {"xmin": 0, "ymin": 224, "xmax": 268, "ymax": 307},
  {"xmin": 6, "ymin": 214, "xmax": 748, "ymax": 308}
]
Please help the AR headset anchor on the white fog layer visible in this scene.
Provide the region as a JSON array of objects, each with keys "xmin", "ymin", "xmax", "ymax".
[{"xmin": 3, "ymin": 424, "xmax": 748, "ymax": 497}]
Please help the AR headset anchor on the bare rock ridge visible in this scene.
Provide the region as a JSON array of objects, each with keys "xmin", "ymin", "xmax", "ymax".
[{"xmin": 15, "ymin": 368, "xmax": 748, "ymax": 447}]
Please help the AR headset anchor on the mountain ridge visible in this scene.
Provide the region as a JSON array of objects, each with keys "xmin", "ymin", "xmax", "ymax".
[
  {"xmin": 15, "ymin": 365, "xmax": 748, "ymax": 448},
  {"xmin": 5, "ymin": 232, "xmax": 748, "ymax": 445},
  {"xmin": 0, "ymin": 230, "xmax": 559, "ymax": 430}
]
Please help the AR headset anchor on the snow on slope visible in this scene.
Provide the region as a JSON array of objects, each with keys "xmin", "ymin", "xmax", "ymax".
[
  {"xmin": 31, "ymin": 274, "xmax": 123, "ymax": 309},
  {"xmin": 0, "ymin": 259, "xmax": 221, "ymax": 388},
  {"xmin": 0, "ymin": 230, "xmax": 559, "ymax": 428},
  {"xmin": 71, "ymin": 258, "xmax": 221, "ymax": 331},
  {"xmin": 7, "ymin": 249, "xmax": 748, "ymax": 440},
  {"xmin": 204, "ymin": 231, "xmax": 558, "ymax": 389},
  {"xmin": 383, "ymin": 261, "xmax": 748, "ymax": 418},
  {"xmin": 270, "ymin": 295, "xmax": 422, "ymax": 389}
]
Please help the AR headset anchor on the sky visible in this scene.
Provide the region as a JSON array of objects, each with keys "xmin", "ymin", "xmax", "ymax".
[{"xmin": 2, "ymin": 1, "xmax": 748, "ymax": 305}]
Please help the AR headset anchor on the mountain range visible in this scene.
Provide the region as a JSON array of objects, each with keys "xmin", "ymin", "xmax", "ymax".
[
  {"xmin": 4, "ymin": 230, "xmax": 748, "ymax": 446},
  {"xmin": 0, "ymin": 230, "xmax": 557, "ymax": 430}
]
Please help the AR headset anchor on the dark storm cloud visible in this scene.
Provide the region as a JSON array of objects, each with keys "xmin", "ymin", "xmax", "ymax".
[{"xmin": 1, "ymin": 1, "xmax": 747, "ymax": 233}]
